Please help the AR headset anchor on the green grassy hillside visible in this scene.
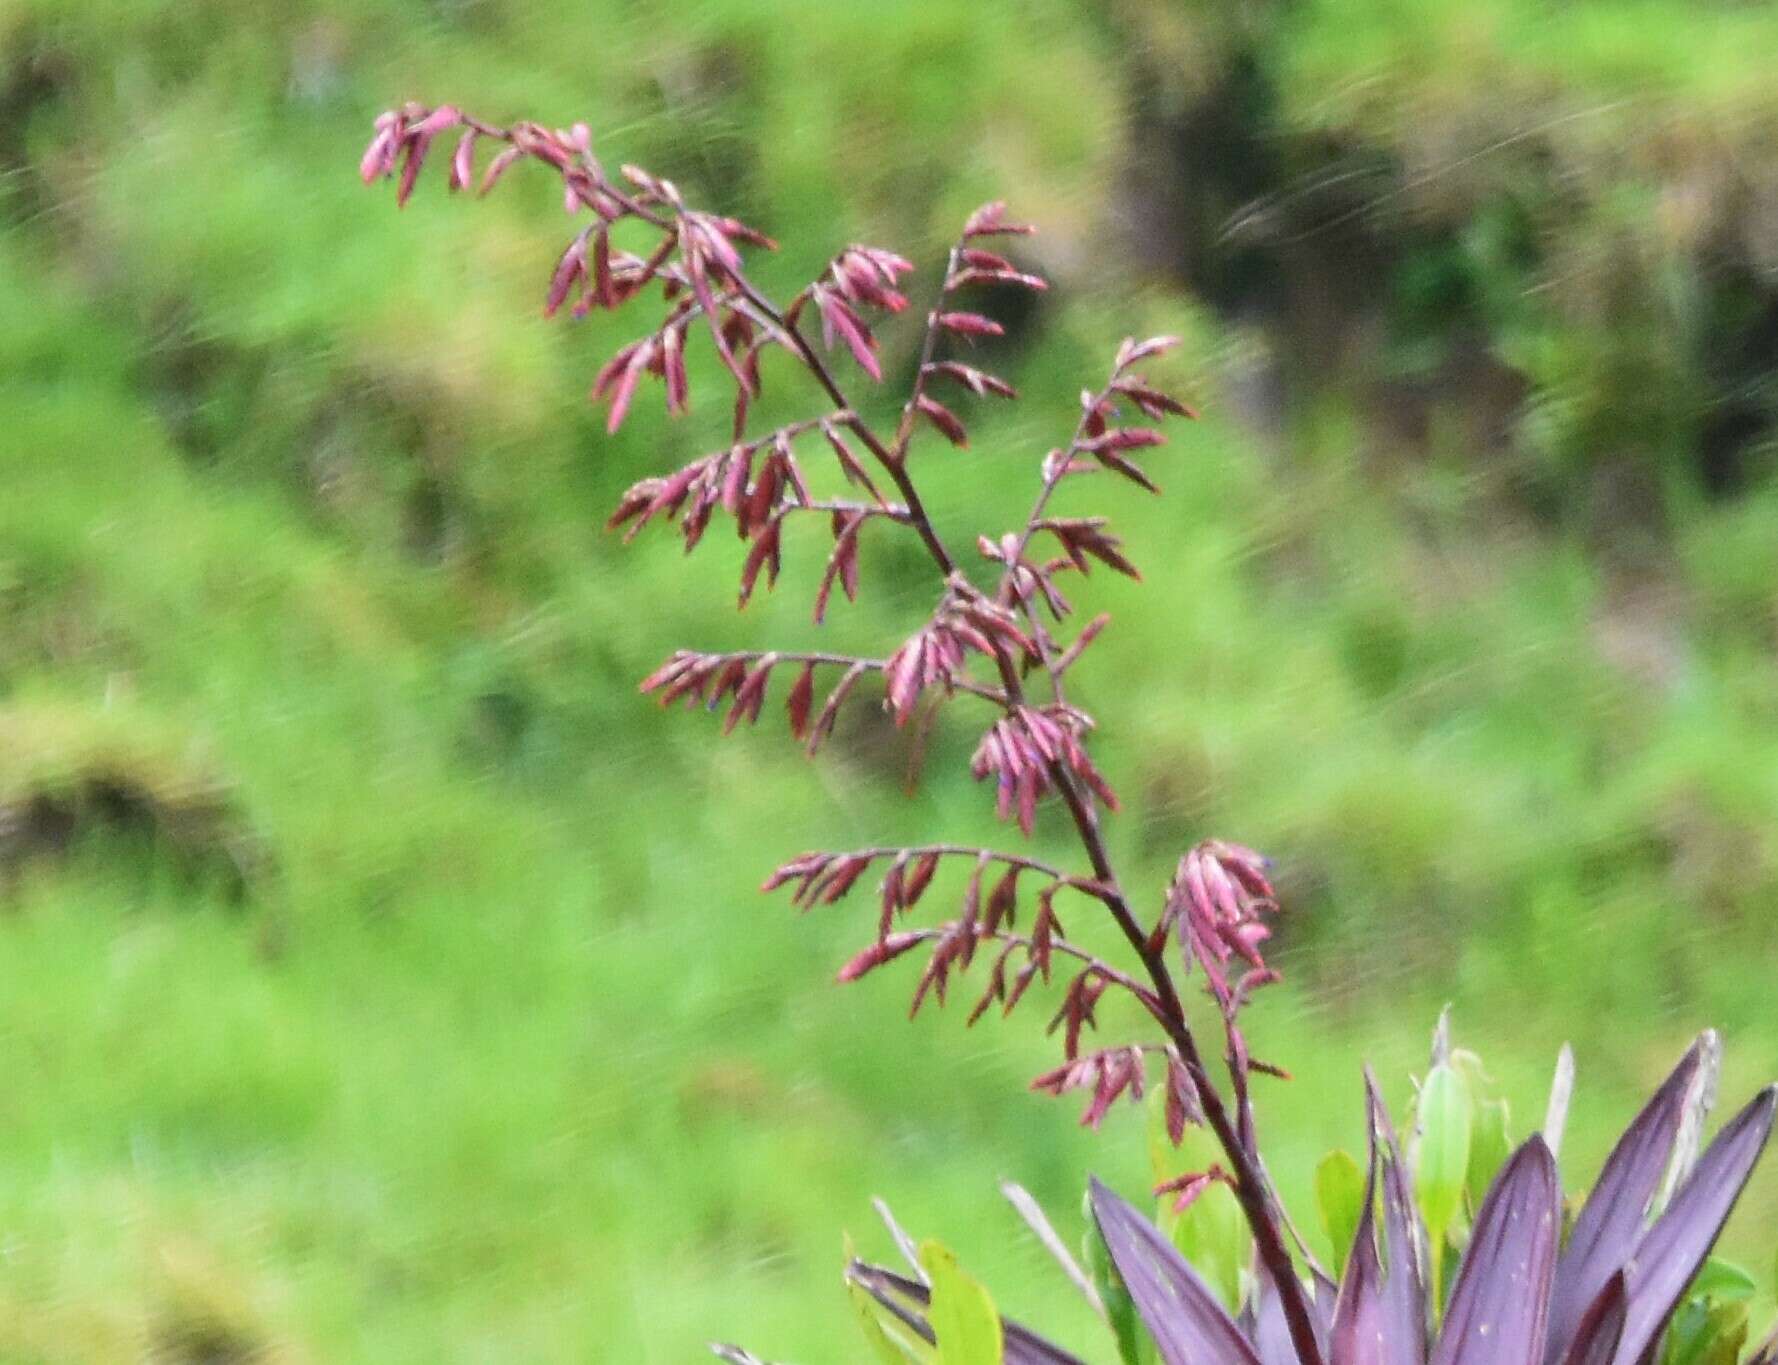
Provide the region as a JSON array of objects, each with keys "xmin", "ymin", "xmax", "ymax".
[{"xmin": 3, "ymin": 1, "xmax": 1777, "ymax": 1358}]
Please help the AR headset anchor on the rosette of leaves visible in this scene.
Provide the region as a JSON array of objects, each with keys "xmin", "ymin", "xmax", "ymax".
[
  {"xmin": 719, "ymin": 1032, "xmax": 1773, "ymax": 1364},
  {"xmin": 1084, "ymin": 1032, "xmax": 1775, "ymax": 1365}
]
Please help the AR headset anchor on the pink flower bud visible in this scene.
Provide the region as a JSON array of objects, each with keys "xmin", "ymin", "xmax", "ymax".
[
  {"xmin": 544, "ymin": 231, "xmax": 590, "ymax": 317},
  {"xmin": 836, "ymin": 932, "xmax": 924, "ymax": 983},
  {"xmin": 962, "ymin": 200, "xmax": 1036, "ymax": 238},
  {"xmin": 359, "ymin": 115, "xmax": 401, "ymax": 183},
  {"xmin": 448, "ymin": 130, "xmax": 477, "ymax": 191},
  {"xmin": 814, "ymin": 288, "xmax": 881, "ymax": 381},
  {"xmin": 915, "ymin": 395, "xmax": 968, "ymax": 448},
  {"xmin": 662, "ymin": 325, "xmax": 689, "ymax": 415},
  {"xmin": 478, "ymin": 146, "xmax": 521, "ymax": 197},
  {"xmin": 1115, "ymin": 334, "xmax": 1182, "ymax": 368},
  {"xmin": 936, "ymin": 311, "xmax": 1004, "ymax": 338},
  {"xmin": 603, "ymin": 337, "xmax": 655, "ymax": 434}
]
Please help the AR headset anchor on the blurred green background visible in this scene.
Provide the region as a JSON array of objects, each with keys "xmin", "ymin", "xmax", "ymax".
[{"xmin": 3, "ymin": 0, "xmax": 1778, "ymax": 1359}]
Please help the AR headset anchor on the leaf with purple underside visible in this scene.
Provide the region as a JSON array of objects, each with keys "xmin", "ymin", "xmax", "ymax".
[
  {"xmin": 1089, "ymin": 1177, "xmax": 1261, "ymax": 1365},
  {"xmin": 1609, "ymin": 1086, "xmax": 1777, "ymax": 1365},
  {"xmin": 1544, "ymin": 1041, "xmax": 1702, "ymax": 1364},
  {"xmin": 1309, "ymin": 1269, "xmax": 1337, "ymax": 1357},
  {"xmin": 1252, "ymin": 1263, "xmax": 1300, "ymax": 1365},
  {"xmin": 1431, "ymin": 1137, "xmax": 1560, "ymax": 1365},
  {"xmin": 1558, "ymin": 1272, "xmax": 1626, "ymax": 1365},
  {"xmin": 1327, "ymin": 1076, "xmax": 1426, "ymax": 1365},
  {"xmin": 1369, "ymin": 1073, "xmax": 1429, "ymax": 1365},
  {"xmin": 1329, "ymin": 1130, "xmax": 1388, "ymax": 1365}
]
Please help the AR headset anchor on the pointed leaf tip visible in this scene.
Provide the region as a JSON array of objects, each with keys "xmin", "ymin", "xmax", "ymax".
[
  {"xmin": 1610, "ymin": 1086, "xmax": 1776, "ymax": 1365},
  {"xmin": 1558, "ymin": 1272, "xmax": 1626, "ymax": 1365},
  {"xmin": 1088, "ymin": 1177, "xmax": 1260, "ymax": 1365},
  {"xmin": 1546, "ymin": 1041, "xmax": 1705, "ymax": 1363},
  {"xmin": 922, "ymin": 1240, "xmax": 1005, "ymax": 1364},
  {"xmin": 1434, "ymin": 1136, "xmax": 1560, "ymax": 1365}
]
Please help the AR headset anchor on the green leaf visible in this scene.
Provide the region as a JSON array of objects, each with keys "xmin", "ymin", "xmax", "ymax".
[
  {"xmin": 920, "ymin": 1240, "xmax": 1004, "ymax": 1365},
  {"xmin": 1415, "ymin": 1063, "xmax": 1474, "ymax": 1244},
  {"xmin": 1660, "ymin": 1296, "xmax": 1748, "ymax": 1365},
  {"xmin": 1466, "ymin": 1097, "xmax": 1512, "ymax": 1213},
  {"xmin": 1416, "ymin": 1061, "xmax": 1474, "ymax": 1311},
  {"xmin": 1688, "ymin": 1256, "xmax": 1758, "ymax": 1304},
  {"xmin": 848, "ymin": 1282, "xmax": 933, "ymax": 1364},
  {"xmin": 1315, "ymin": 1149, "xmax": 1366, "ymax": 1276}
]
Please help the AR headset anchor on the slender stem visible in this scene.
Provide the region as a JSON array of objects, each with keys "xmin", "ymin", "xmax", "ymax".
[
  {"xmin": 878, "ymin": 278, "xmax": 1325, "ymax": 1361},
  {"xmin": 816, "ymin": 842, "xmax": 1072, "ymax": 881},
  {"xmin": 1007, "ymin": 585, "xmax": 1069, "ymax": 704},
  {"xmin": 733, "ymin": 193, "xmax": 1327, "ymax": 1365},
  {"xmin": 736, "ymin": 412, "xmax": 852, "ymax": 456},
  {"xmin": 889, "ymin": 244, "xmax": 963, "ymax": 462},
  {"xmin": 728, "ymin": 276, "xmax": 961, "ymax": 578},
  {"xmin": 1046, "ymin": 773, "xmax": 1324, "ymax": 1365},
  {"xmin": 794, "ymin": 498, "xmax": 911, "ymax": 523},
  {"xmin": 990, "ymin": 370, "xmax": 1121, "ymax": 703},
  {"xmin": 996, "ymin": 372, "xmax": 1118, "ymax": 607},
  {"xmin": 898, "ymin": 924, "xmax": 1162, "ymax": 1016},
  {"xmin": 692, "ymin": 652, "xmax": 1007, "ymax": 706}
]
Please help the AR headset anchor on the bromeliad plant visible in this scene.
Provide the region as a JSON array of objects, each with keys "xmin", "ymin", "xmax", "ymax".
[
  {"xmin": 829, "ymin": 1023, "xmax": 1778, "ymax": 1365},
  {"xmin": 359, "ymin": 106, "xmax": 1775, "ymax": 1364},
  {"xmin": 1071, "ymin": 1028, "xmax": 1778, "ymax": 1365}
]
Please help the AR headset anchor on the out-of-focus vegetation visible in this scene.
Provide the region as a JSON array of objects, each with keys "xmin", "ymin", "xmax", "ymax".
[{"xmin": 2, "ymin": 1, "xmax": 1777, "ymax": 1359}]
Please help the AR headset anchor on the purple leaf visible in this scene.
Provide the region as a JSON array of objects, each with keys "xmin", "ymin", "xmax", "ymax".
[
  {"xmin": 1252, "ymin": 1264, "xmax": 1300, "ymax": 1365},
  {"xmin": 1431, "ymin": 1137, "xmax": 1560, "ymax": 1365},
  {"xmin": 1088, "ymin": 1177, "xmax": 1261, "ymax": 1365},
  {"xmin": 1545, "ymin": 1042, "xmax": 1702, "ymax": 1364},
  {"xmin": 1368, "ymin": 1073, "xmax": 1429, "ymax": 1365},
  {"xmin": 1309, "ymin": 1270, "xmax": 1337, "ymax": 1356},
  {"xmin": 1330, "ymin": 1123, "xmax": 1389, "ymax": 1365},
  {"xmin": 1329, "ymin": 1068, "xmax": 1427, "ymax": 1365},
  {"xmin": 1557, "ymin": 1272, "xmax": 1625, "ymax": 1365},
  {"xmin": 1610, "ymin": 1086, "xmax": 1776, "ymax": 1365}
]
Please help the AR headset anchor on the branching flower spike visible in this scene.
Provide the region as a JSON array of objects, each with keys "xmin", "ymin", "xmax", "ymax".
[{"xmin": 363, "ymin": 102, "xmax": 1326, "ymax": 1362}]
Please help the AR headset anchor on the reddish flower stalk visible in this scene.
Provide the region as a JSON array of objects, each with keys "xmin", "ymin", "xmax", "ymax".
[{"xmin": 361, "ymin": 104, "xmax": 1319, "ymax": 1365}]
